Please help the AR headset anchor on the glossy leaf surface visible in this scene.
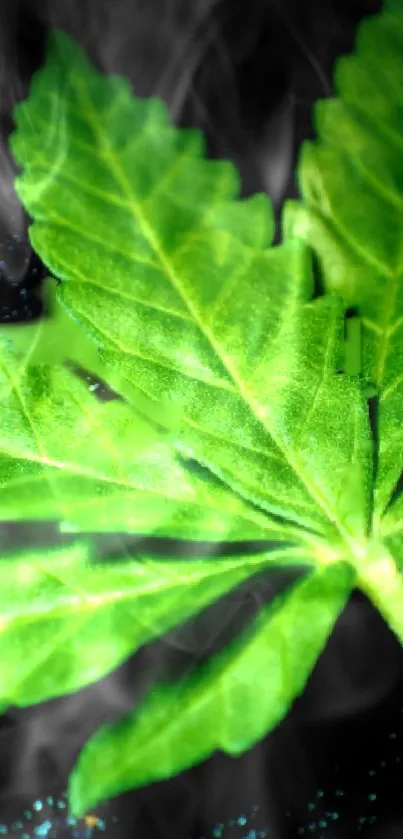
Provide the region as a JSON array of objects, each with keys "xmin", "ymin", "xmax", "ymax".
[
  {"xmin": 0, "ymin": 540, "xmax": 305, "ymax": 708},
  {"xmin": 7, "ymin": 1, "xmax": 403, "ymax": 820},
  {"xmin": 10, "ymin": 30, "xmax": 372, "ymax": 546},
  {"xmin": 283, "ymin": 2, "xmax": 403, "ymax": 527},
  {"xmin": 0, "ymin": 334, "xmax": 278, "ymax": 542},
  {"xmin": 69, "ymin": 561, "xmax": 354, "ymax": 817}
]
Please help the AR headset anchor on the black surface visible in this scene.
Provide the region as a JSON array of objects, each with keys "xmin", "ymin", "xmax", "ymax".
[{"xmin": 1, "ymin": 1, "xmax": 402, "ymax": 838}]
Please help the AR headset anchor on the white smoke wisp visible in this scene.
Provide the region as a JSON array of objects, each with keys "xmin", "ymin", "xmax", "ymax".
[
  {"xmin": 259, "ymin": 93, "xmax": 295, "ymax": 211},
  {"xmin": 42, "ymin": 0, "xmax": 221, "ymax": 112},
  {"xmin": 0, "ymin": 139, "xmax": 29, "ymax": 282},
  {"xmin": 4, "ymin": 668, "xmax": 145, "ymax": 800},
  {"xmin": 0, "ymin": 61, "xmax": 29, "ymax": 275}
]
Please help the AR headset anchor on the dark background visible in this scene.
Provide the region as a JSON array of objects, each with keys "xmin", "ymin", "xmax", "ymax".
[{"xmin": 1, "ymin": 0, "xmax": 402, "ymax": 837}]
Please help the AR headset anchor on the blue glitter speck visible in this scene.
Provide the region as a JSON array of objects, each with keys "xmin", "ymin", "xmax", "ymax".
[{"xmin": 34, "ymin": 820, "xmax": 52, "ymax": 837}]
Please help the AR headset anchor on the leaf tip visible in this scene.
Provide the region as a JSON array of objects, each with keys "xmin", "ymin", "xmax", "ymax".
[{"xmin": 67, "ymin": 769, "xmax": 87, "ymax": 822}]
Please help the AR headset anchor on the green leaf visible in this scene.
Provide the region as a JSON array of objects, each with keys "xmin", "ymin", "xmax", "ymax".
[
  {"xmin": 0, "ymin": 540, "xmax": 305, "ymax": 708},
  {"xmin": 10, "ymin": 29, "xmax": 373, "ymax": 546},
  {"xmin": 0, "ymin": 335, "xmax": 281, "ymax": 543},
  {"xmin": 6, "ymin": 276, "xmax": 186, "ymax": 434},
  {"xmin": 11, "ymin": 30, "xmax": 273, "ymax": 251},
  {"xmin": 283, "ymin": 3, "xmax": 403, "ymax": 527},
  {"xmin": 68, "ymin": 560, "xmax": 354, "ymax": 817},
  {"xmin": 8, "ymin": 7, "xmax": 403, "ymax": 818},
  {"xmin": 4, "ymin": 276, "xmax": 107, "ymax": 377}
]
